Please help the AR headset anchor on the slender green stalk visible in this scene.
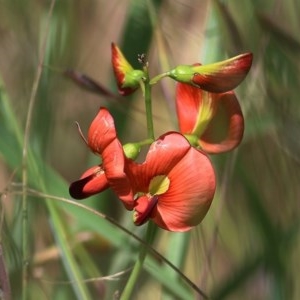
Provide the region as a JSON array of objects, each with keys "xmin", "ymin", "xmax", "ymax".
[
  {"xmin": 120, "ymin": 222, "xmax": 156, "ymax": 300},
  {"xmin": 149, "ymin": 72, "xmax": 169, "ymax": 85},
  {"xmin": 138, "ymin": 138, "xmax": 153, "ymax": 146},
  {"xmin": 120, "ymin": 62, "xmax": 156, "ymax": 300},
  {"xmin": 143, "ymin": 65, "xmax": 155, "ymax": 141},
  {"xmin": 21, "ymin": 1, "xmax": 56, "ymax": 299}
]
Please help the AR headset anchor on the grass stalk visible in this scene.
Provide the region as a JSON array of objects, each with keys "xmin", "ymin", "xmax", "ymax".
[{"xmin": 21, "ymin": 1, "xmax": 56, "ymax": 299}]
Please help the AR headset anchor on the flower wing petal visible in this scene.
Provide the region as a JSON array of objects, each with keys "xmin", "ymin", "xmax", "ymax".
[
  {"xmin": 176, "ymin": 83, "xmax": 202, "ymax": 134},
  {"xmin": 127, "ymin": 132, "xmax": 190, "ymax": 193},
  {"xmin": 199, "ymin": 91, "xmax": 244, "ymax": 153},
  {"xmin": 152, "ymin": 147, "xmax": 216, "ymax": 231},
  {"xmin": 176, "ymin": 83, "xmax": 217, "ymax": 137}
]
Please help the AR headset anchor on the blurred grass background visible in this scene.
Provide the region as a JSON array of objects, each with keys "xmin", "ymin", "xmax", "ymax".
[{"xmin": 0, "ymin": 0, "xmax": 299, "ymax": 299}]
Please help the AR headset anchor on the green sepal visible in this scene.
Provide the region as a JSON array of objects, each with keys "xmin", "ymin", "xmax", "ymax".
[
  {"xmin": 167, "ymin": 65, "xmax": 194, "ymax": 83},
  {"xmin": 123, "ymin": 142, "xmax": 141, "ymax": 160},
  {"xmin": 122, "ymin": 70, "xmax": 145, "ymax": 88}
]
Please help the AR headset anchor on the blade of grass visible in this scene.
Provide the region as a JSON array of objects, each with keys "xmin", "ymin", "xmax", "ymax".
[
  {"xmin": 0, "ymin": 207, "xmax": 12, "ymax": 300},
  {"xmin": 1, "ymin": 63, "xmax": 93, "ymax": 300},
  {"xmin": 161, "ymin": 232, "xmax": 192, "ymax": 300},
  {"xmin": 144, "ymin": 256, "xmax": 194, "ymax": 300},
  {"xmin": 21, "ymin": 1, "xmax": 57, "ymax": 297}
]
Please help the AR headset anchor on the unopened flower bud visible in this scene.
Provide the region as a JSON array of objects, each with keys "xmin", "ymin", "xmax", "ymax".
[
  {"xmin": 111, "ymin": 43, "xmax": 145, "ymax": 96},
  {"xmin": 123, "ymin": 143, "xmax": 141, "ymax": 160},
  {"xmin": 168, "ymin": 52, "xmax": 253, "ymax": 93}
]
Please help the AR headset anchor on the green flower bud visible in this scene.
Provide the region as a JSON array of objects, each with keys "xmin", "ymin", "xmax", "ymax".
[{"xmin": 123, "ymin": 143, "xmax": 141, "ymax": 160}]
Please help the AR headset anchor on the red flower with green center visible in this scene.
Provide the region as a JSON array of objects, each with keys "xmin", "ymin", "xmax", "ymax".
[
  {"xmin": 168, "ymin": 52, "xmax": 253, "ymax": 93},
  {"xmin": 69, "ymin": 107, "xmax": 134, "ymax": 209},
  {"xmin": 111, "ymin": 43, "xmax": 145, "ymax": 96},
  {"xmin": 176, "ymin": 82, "xmax": 244, "ymax": 154},
  {"xmin": 126, "ymin": 132, "xmax": 216, "ymax": 232},
  {"xmin": 70, "ymin": 110, "xmax": 216, "ymax": 231}
]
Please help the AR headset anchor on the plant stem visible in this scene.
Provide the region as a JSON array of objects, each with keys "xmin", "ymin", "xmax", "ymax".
[
  {"xmin": 120, "ymin": 222, "xmax": 156, "ymax": 300},
  {"xmin": 149, "ymin": 72, "xmax": 169, "ymax": 85},
  {"xmin": 119, "ymin": 60, "xmax": 157, "ymax": 300},
  {"xmin": 143, "ymin": 65, "xmax": 155, "ymax": 141}
]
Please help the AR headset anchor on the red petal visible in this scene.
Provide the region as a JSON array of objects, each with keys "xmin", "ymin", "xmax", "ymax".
[
  {"xmin": 151, "ymin": 146, "xmax": 216, "ymax": 231},
  {"xmin": 69, "ymin": 165, "xmax": 109, "ymax": 199},
  {"xmin": 133, "ymin": 195, "xmax": 158, "ymax": 226},
  {"xmin": 102, "ymin": 140, "xmax": 134, "ymax": 210},
  {"xmin": 192, "ymin": 52, "xmax": 253, "ymax": 93},
  {"xmin": 176, "ymin": 83, "xmax": 202, "ymax": 133},
  {"xmin": 86, "ymin": 107, "xmax": 134, "ymax": 209},
  {"xmin": 88, "ymin": 107, "xmax": 117, "ymax": 154},
  {"xmin": 127, "ymin": 132, "xmax": 190, "ymax": 193},
  {"xmin": 199, "ymin": 91, "xmax": 244, "ymax": 153},
  {"xmin": 111, "ymin": 43, "xmax": 137, "ymax": 96},
  {"xmin": 111, "ymin": 43, "xmax": 126, "ymax": 83},
  {"xmin": 176, "ymin": 83, "xmax": 217, "ymax": 135}
]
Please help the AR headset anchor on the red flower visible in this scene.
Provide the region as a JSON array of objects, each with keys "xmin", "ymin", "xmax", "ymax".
[
  {"xmin": 176, "ymin": 82, "xmax": 244, "ymax": 154},
  {"xmin": 168, "ymin": 52, "xmax": 253, "ymax": 93},
  {"xmin": 69, "ymin": 107, "xmax": 134, "ymax": 209},
  {"xmin": 111, "ymin": 43, "xmax": 145, "ymax": 96},
  {"xmin": 70, "ymin": 110, "xmax": 216, "ymax": 231},
  {"xmin": 127, "ymin": 132, "xmax": 216, "ymax": 232}
]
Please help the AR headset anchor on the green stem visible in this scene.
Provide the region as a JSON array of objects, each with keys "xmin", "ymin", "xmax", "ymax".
[
  {"xmin": 120, "ymin": 62, "xmax": 157, "ymax": 299},
  {"xmin": 120, "ymin": 222, "xmax": 156, "ymax": 300},
  {"xmin": 139, "ymin": 138, "xmax": 154, "ymax": 147},
  {"xmin": 143, "ymin": 66, "xmax": 155, "ymax": 141},
  {"xmin": 149, "ymin": 72, "xmax": 169, "ymax": 85}
]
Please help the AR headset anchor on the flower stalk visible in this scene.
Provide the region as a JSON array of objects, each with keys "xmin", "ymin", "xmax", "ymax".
[
  {"xmin": 120, "ymin": 222, "xmax": 156, "ymax": 300},
  {"xmin": 120, "ymin": 61, "xmax": 157, "ymax": 299},
  {"xmin": 149, "ymin": 72, "xmax": 169, "ymax": 85},
  {"xmin": 142, "ymin": 62, "xmax": 155, "ymax": 141}
]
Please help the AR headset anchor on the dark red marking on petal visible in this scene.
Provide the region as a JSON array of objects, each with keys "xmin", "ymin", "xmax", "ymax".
[{"xmin": 134, "ymin": 195, "xmax": 159, "ymax": 226}]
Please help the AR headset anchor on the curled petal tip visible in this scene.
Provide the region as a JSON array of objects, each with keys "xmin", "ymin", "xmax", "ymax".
[
  {"xmin": 69, "ymin": 166, "xmax": 109, "ymax": 200},
  {"xmin": 88, "ymin": 107, "xmax": 117, "ymax": 153}
]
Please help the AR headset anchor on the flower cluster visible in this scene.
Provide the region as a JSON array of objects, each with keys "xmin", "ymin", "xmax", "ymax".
[{"xmin": 69, "ymin": 43, "xmax": 252, "ymax": 232}]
